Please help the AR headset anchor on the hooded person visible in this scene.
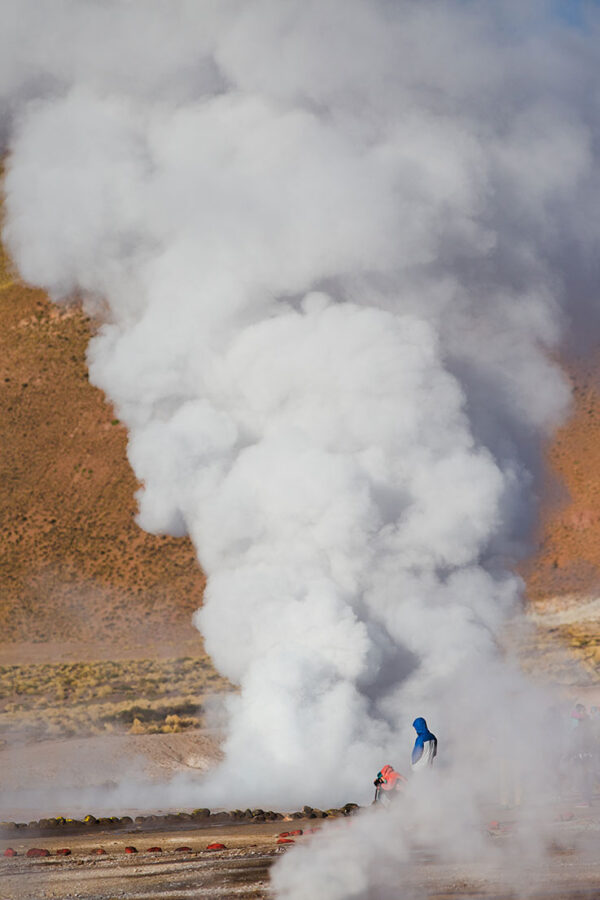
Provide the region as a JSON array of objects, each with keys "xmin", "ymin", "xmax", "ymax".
[
  {"xmin": 373, "ymin": 764, "xmax": 407, "ymax": 804},
  {"xmin": 411, "ymin": 717, "xmax": 437, "ymax": 771}
]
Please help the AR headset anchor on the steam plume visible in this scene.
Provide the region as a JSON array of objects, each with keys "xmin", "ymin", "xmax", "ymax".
[{"xmin": 2, "ymin": 1, "xmax": 599, "ymax": 830}]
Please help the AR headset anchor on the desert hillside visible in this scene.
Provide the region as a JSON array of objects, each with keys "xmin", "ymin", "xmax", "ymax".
[
  {"xmin": 0, "ymin": 202, "xmax": 598, "ymax": 710},
  {"xmin": 0, "ymin": 248, "xmax": 206, "ymax": 660},
  {"xmin": 524, "ymin": 355, "xmax": 600, "ymax": 601},
  {"xmin": 0, "ymin": 229, "xmax": 232, "ymax": 744}
]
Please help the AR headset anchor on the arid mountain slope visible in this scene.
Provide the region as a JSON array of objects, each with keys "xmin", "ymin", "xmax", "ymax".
[
  {"xmin": 0, "ymin": 220, "xmax": 598, "ymax": 679},
  {"xmin": 524, "ymin": 357, "xmax": 600, "ymax": 602},
  {"xmin": 0, "ymin": 245, "xmax": 205, "ymax": 658}
]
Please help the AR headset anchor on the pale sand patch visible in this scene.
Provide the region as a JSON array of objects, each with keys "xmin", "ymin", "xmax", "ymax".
[
  {"xmin": 528, "ymin": 595, "xmax": 600, "ymax": 626},
  {"xmin": 0, "ymin": 730, "xmax": 223, "ymax": 820},
  {"xmin": 0, "ymin": 639, "xmax": 207, "ymax": 666}
]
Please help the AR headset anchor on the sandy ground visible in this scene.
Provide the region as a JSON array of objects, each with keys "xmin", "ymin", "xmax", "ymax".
[
  {"xmin": 0, "ymin": 641, "xmax": 208, "ymax": 667},
  {"xmin": 0, "ymin": 821, "xmax": 280, "ymax": 899},
  {"xmin": 1, "ymin": 806, "xmax": 600, "ymax": 899},
  {"xmin": 0, "ymin": 731, "xmax": 223, "ymax": 820}
]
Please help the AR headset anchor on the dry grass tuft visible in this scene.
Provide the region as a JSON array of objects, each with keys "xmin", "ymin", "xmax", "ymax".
[{"xmin": 0, "ymin": 656, "xmax": 232, "ymax": 744}]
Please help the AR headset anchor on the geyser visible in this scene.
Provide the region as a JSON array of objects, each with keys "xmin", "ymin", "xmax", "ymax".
[{"xmin": 1, "ymin": 2, "xmax": 599, "ymax": 829}]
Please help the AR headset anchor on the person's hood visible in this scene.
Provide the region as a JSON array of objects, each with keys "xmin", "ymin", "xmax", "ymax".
[
  {"xmin": 411, "ymin": 716, "xmax": 436, "ymax": 765},
  {"xmin": 413, "ymin": 717, "xmax": 433, "ymax": 738}
]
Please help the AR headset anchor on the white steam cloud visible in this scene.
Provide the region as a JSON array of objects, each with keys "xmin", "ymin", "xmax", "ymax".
[{"xmin": 2, "ymin": 3, "xmax": 599, "ymax": 884}]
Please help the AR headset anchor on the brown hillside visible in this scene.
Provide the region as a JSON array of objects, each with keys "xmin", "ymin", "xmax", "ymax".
[
  {"xmin": 524, "ymin": 356, "xmax": 600, "ymax": 603},
  {"xmin": 0, "ymin": 245, "xmax": 206, "ymax": 658},
  {"xmin": 0, "ymin": 194, "xmax": 597, "ymax": 682}
]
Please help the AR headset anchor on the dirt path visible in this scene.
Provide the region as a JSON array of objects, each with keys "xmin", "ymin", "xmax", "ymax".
[
  {"xmin": 0, "ymin": 731, "xmax": 223, "ymax": 821},
  {"xmin": 2, "ymin": 809, "xmax": 600, "ymax": 900},
  {"xmin": 0, "ymin": 822, "xmax": 282, "ymax": 899}
]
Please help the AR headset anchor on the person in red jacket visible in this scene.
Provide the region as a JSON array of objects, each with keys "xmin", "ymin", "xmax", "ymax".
[{"xmin": 373, "ymin": 764, "xmax": 407, "ymax": 804}]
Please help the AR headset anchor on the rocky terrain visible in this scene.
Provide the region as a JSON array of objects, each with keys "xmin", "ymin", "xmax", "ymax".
[{"xmin": 1, "ymin": 803, "xmax": 600, "ymax": 900}]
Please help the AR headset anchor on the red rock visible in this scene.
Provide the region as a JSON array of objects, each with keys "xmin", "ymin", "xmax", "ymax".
[
  {"xmin": 206, "ymin": 842, "xmax": 226, "ymax": 851},
  {"xmin": 124, "ymin": 846, "xmax": 138, "ymax": 854},
  {"xmin": 277, "ymin": 837, "xmax": 295, "ymax": 844},
  {"xmin": 175, "ymin": 846, "xmax": 192, "ymax": 852},
  {"xmin": 91, "ymin": 848, "xmax": 107, "ymax": 855},
  {"xmin": 278, "ymin": 831, "xmax": 290, "ymax": 837},
  {"xmin": 3, "ymin": 848, "xmax": 17, "ymax": 857},
  {"xmin": 26, "ymin": 848, "xmax": 51, "ymax": 858},
  {"xmin": 146, "ymin": 846, "xmax": 162, "ymax": 853},
  {"xmin": 290, "ymin": 829, "xmax": 303, "ymax": 836},
  {"xmin": 56, "ymin": 848, "xmax": 71, "ymax": 855}
]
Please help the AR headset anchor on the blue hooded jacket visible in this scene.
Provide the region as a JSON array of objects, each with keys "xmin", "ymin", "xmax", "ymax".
[{"xmin": 412, "ymin": 716, "xmax": 437, "ymax": 766}]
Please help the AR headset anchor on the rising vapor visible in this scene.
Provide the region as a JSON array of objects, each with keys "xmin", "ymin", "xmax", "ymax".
[{"xmin": 1, "ymin": 0, "xmax": 599, "ymax": 851}]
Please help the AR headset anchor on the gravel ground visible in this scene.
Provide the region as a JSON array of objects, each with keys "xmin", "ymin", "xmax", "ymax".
[{"xmin": 1, "ymin": 803, "xmax": 600, "ymax": 900}]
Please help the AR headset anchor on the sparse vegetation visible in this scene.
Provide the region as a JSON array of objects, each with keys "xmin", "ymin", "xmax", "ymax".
[
  {"xmin": 0, "ymin": 657, "xmax": 232, "ymax": 743},
  {"xmin": 503, "ymin": 615, "xmax": 600, "ymax": 688}
]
